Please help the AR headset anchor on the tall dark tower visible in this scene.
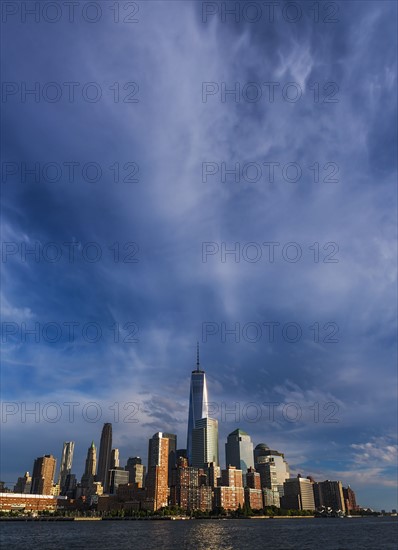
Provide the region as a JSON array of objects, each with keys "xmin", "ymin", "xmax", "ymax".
[
  {"xmin": 187, "ymin": 343, "xmax": 209, "ymax": 464},
  {"xmin": 97, "ymin": 423, "xmax": 112, "ymax": 492},
  {"xmin": 163, "ymin": 433, "xmax": 177, "ymax": 485},
  {"xmin": 81, "ymin": 441, "xmax": 97, "ymax": 491},
  {"xmin": 84, "ymin": 441, "xmax": 97, "ymax": 477}
]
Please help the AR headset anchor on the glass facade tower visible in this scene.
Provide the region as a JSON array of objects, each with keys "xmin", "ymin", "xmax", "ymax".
[
  {"xmin": 191, "ymin": 417, "xmax": 219, "ymax": 468},
  {"xmin": 225, "ymin": 429, "xmax": 254, "ymax": 475},
  {"xmin": 97, "ymin": 423, "xmax": 112, "ymax": 492},
  {"xmin": 186, "ymin": 344, "xmax": 209, "ymax": 464}
]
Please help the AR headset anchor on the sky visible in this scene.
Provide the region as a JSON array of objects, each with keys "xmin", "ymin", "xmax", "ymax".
[{"xmin": 1, "ymin": 0, "xmax": 397, "ymax": 511}]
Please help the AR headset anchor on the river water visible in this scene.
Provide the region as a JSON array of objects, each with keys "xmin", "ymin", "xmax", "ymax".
[{"xmin": 1, "ymin": 517, "xmax": 397, "ymax": 549}]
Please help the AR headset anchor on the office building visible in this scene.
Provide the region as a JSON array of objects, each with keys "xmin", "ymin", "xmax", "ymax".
[
  {"xmin": 58, "ymin": 442, "xmax": 74, "ymax": 494},
  {"xmin": 192, "ymin": 418, "xmax": 219, "ymax": 468},
  {"xmin": 225, "ymin": 429, "xmax": 254, "ymax": 479},
  {"xmin": 256, "ymin": 460, "xmax": 278, "ymax": 489},
  {"xmin": 246, "ymin": 467, "xmax": 261, "ymax": 489},
  {"xmin": 281, "ymin": 476, "xmax": 315, "ymax": 511},
  {"xmin": 62, "ymin": 474, "xmax": 76, "ymax": 498},
  {"xmin": 314, "ymin": 480, "xmax": 346, "ymax": 513},
  {"xmin": 163, "ymin": 433, "xmax": 177, "ymax": 485},
  {"xmin": 176, "ymin": 449, "xmax": 187, "ymax": 461},
  {"xmin": 254, "ymin": 442, "xmax": 270, "ymax": 464},
  {"xmin": 108, "ymin": 468, "xmax": 129, "ymax": 494},
  {"xmin": 146, "ymin": 432, "xmax": 169, "ymax": 510},
  {"xmin": 254, "ymin": 444, "xmax": 290, "ymax": 496},
  {"xmin": 111, "ymin": 449, "xmax": 120, "ymax": 469},
  {"xmin": 206, "ymin": 461, "xmax": 221, "ymax": 487},
  {"xmin": 31, "ymin": 455, "xmax": 56, "ymax": 495},
  {"xmin": 187, "ymin": 344, "xmax": 209, "ymax": 464},
  {"xmin": 81, "ymin": 441, "xmax": 97, "ymax": 495},
  {"xmin": 83, "ymin": 442, "xmax": 97, "ymax": 477},
  {"xmin": 263, "ymin": 487, "xmax": 280, "ymax": 507},
  {"xmin": 82, "ymin": 441, "xmax": 97, "ymax": 473},
  {"xmin": 125, "ymin": 457, "xmax": 146, "ymax": 487},
  {"xmin": 14, "ymin": 472, "xmax": 32, "ymax": 494},
  {"xmin": 343, "ymin": 485, "xmax": 358, "ymax": 513},
  {"xmin": 97, "ymin": 423, "xmax": 112, "ymax": 492},
  {"xmin": 51, "ymin": 482, "xmax": 60, "ymax": 496}
]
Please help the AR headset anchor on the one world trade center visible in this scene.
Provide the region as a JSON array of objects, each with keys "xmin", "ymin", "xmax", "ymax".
[{"xmin": 186, "ymin": 343, "xmax": 209, "ymax": 464}]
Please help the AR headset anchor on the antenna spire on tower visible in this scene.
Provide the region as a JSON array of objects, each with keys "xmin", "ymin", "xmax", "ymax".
[{"xmin": 196, "ymin": 341, "xmax": 200, "ymax": 371}]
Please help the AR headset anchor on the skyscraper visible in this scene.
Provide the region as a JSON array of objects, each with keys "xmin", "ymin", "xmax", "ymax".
[
  {"xmin": 125, "ymin": 457, "xmax": 146, "ymax": 487},
  {"xmin": 81, "ymin": 441, "xmax": 97, "ymax": 493},
  {"xmin": 63, "ymin": 474, "xmax": 76, "ymax": 498},
  {"xmin": 225, "ymin": 429, "xmax": 254, "ymax": 476},
  {"xmin": 187, "ymin": 344, "xmax": 209, "ymax": 464},
  {"xmin": 31, "ymin": 455, "xmax": 56, "ymax": 495},
  {"xmin": 206, "ymin": 461, "xmax": 221, "ymax": 487},
  {"xmin": 254, "ymin": 443, "xmax": 290, "ymax": 496},
  {"xmin": 163, "ymin": 433, "xmax": 177, "ymax": 485},
  {"xmin": 58, "ymin": 441, "xmax": 74, "ymax": 493},
  {"xmin": 108, "ymin": 468, "xmax": 129, "ymax": 494},
  {"xmin": 83, "ymin": 442, "xmax": 97, "ymax": 478},
  {"xmin": 110, "ymin": 448, "xmax": 120, "ymax": 469},
  {"xmin": 191, "ymin": 417, "xmax": 219, "ymax": 468},
  {"xmin": 97, "ymin": 423, "xmax": 112, "ymax": 492},
  {"xmin": 254, "ymin": 442, "xmax": 270, "ymax": 464},
  {"xmin": 146, "ymin": 432, "xmax": 169, "ymax": 510}
]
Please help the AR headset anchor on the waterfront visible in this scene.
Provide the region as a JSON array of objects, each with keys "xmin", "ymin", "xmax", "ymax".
[{"xmin": 1, "ymin": 517, "xmax": 397, "ymax": 549}]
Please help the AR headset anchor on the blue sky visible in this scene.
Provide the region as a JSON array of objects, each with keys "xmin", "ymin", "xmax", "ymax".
[{"xmin": 1, "ymin": 1, "xmax": 397, "ymax": 510}]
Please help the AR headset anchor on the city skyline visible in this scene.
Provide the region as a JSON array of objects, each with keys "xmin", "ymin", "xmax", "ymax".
[
  {"xmin": 1, "ymin": 0, "xmax": 396, "ymax": 546},
  {"xmin": 2, "ymin": 0, "xmax": 397, "ymax": 510},
  {"xmin": 2, "ymin": 421, "xmax": 366, "ymax": 516},
  {"xmin": 1, "ymin": 348, "xmax": 395, "ymax": 511}
]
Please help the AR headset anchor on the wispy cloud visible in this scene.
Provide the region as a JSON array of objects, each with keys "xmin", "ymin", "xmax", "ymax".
[{"xmin": 1, "ymin": 0, "xmax": 396, "ymax": 511}]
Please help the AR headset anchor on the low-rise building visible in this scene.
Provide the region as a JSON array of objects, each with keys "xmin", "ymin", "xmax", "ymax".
[
  {"xmin": 343, "ymin": 485, "xmax": 358, "ymax": 513},
  {"xmin": 262, "ymin": 487, "xmax": 280, "ymax": 507},
  {"xmin": 213, "ymin": 486, "xmax": 245, "ymax": 511},
  {"xmin": 244, "ymin": 488, "xmax": 263, "ymax": 510},
  {"xmin": 0, "ymin": 493, "xmax": 67, "ymax": 513},
  {"xmin": 13, "ymin": 473, "xmax": 32, "ymax": 494}
]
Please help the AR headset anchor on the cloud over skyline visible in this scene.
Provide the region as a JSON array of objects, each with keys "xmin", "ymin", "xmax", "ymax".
[{"xmin": 1, "ymin": 1, "xmax": 397, "ymax": 510}]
